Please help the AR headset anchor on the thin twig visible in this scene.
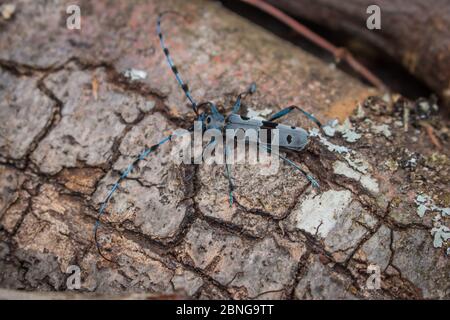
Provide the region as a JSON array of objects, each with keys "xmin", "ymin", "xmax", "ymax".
[
  {"xmin": 91, "ymin": 75, "xmax": 99, "ymax": 101},
  {"xmin": 240, "ymin": 0, "xmax": 388, "ymax": 91},
  {"xmin": 422, "ymin": 122, "xmax": 443, "ymax": 150}
]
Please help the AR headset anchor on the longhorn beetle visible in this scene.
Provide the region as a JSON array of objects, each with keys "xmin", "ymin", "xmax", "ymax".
[{"xmin": 94, "ymin": 11, "xmax": 323, "ymax": 260}]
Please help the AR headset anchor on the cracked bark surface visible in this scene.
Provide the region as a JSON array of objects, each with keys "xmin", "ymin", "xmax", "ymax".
[{"xmin": 0, "ymin": 0, "xmax": 449, "ymax": 299}]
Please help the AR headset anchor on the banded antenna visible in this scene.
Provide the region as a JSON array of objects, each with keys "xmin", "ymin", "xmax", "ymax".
[{"xmin": 157, "ymin": 11, "xmax": 198, "ymax": 113}]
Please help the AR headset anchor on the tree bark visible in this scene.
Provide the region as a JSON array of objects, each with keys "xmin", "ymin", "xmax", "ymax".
[{"xmin": 0, "ymin": 0, "xmax": 448, "ymax": 300}]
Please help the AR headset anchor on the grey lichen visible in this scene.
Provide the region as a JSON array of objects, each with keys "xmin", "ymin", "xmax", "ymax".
[
  {"xmin": 371, "ymin": 123, "xmax": 392, "ymax": 138},
  {"xmin": 333, "ymin": 161, "xmax": 379, "ymax": 194},
  {"xmin": 123, "ymin": 68, "xmax": 148, "ymax": 81},
  {"xmin": 415, "ymin": 195, "xmax": 450, "ymax": 251},
  {"xmin": 309, "ymin": 128, "xmax": 349, "ymax": 154},
  {"xmin": 321, "ymin": 118, "xmax": 361, "ymax": 142},
  {"xmin": 431, "ymin": 225, "xmax": 450, "ymax": 248},
  {"xmin": 415, "ymin": 194, "xmax": 450, "ymax": 218}
]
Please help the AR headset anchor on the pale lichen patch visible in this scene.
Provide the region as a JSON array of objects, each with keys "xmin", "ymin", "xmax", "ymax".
[
  {"xmin": 414, "ymin": 195, "xmax": 450, "ymax": 251},
  {"xmin": 431, "ymin": 225, "xmax": 450, "ymax": 248},
  {"xmin": 123, "ymin": 68, "xmax": 148, "ymax": 81},
  {"xmin": 309, "ymin": 128, "xmax": 349, "ymax": 154},
  {"xmin": 309, "ymin": 128, "xmax": 369, "ymax": 174},
  {"xmin": 371, "ymin": 123, "xmax": 392, "ymax": 138},
  {"xmin": 321, "ymin": 118, "xmax": 361, "ymax": 142},
  {"xmin": 415, "ymin": 194, "xmax": 450, "ymax": 218},
  {"xmin": 294, "ymin": 189, "xmax": 353, "ymax": 237},
  {"xmin": 246, "ymin": 107, "xmax": 272, "ymax": 120},
  {"xmin": 333, "ymin": 161, "xmax": 379, "ymax": 194}
]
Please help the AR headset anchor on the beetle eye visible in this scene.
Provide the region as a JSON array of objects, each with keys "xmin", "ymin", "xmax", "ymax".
[{"xmin": 206, "ymin": 117, "xmax": 211, "ymax": 124}]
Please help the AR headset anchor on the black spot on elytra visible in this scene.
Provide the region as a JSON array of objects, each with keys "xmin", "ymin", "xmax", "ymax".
[
  {"xmin": 287, "ymin": 135, "xmax": 293, "ymax": 144},
  {"xmin": 262, "ymin": 121, "xmax": 278, "ymax": 129}
]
